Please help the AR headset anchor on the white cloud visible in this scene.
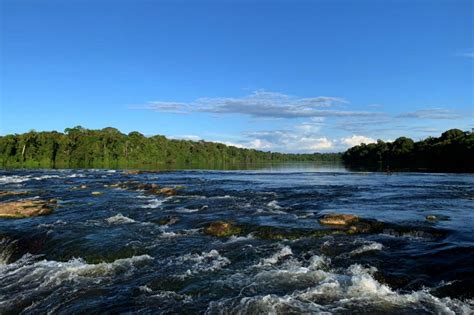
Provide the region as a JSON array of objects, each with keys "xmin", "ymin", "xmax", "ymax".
[
  {"xmin": 169, "ymin": 134, "xmax": 202, "ymax": 141},
  {"xmin": 397, "ymin": 108, "xmax": 462, "ymax": 120},
  {"xmin": 248, "ymin": 139, "xmax": 273, "ymax": 150},
  {"xmin": 139, "ymin": 101, "xmax": 190, "ymax": 114},
  {"xmin": 243, "ymin": 130, "xmax": 333, "ymax": 152},
  {"xmin": 211, "ymin": 140, "xmax": 245, "ymax": 148},
  {"xmin": 340, "ymin": 135, "xmax": 376, "ymax": 147},
  {"xmin": 136, "ymin": 90, "xmax": 382, "ymax": 119}
]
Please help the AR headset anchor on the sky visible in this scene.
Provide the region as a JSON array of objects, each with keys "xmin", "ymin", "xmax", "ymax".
[{"xmin": 1, "ymin": 0, "xmax": 473, "ymax": 153}]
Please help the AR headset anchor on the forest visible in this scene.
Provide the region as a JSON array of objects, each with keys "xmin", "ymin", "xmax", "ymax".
[
  {"xmin": 0, "ymin": 126, "xmax": 341, "ymax": 169},
  {"xmin": 342, "ymin": 128, "xmax": 474, "ymax": 172},
  {"xmin": 1, "ymin": 127, "xmax": 472, "ymax": 171}
]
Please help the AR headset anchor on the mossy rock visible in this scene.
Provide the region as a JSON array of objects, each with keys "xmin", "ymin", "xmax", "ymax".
[
  {"xmin": 204, "ymin": 221, "xmax": 242, "ymax": 237},
  {"xmin": 346, "ymin": 220, "xmax": 385, "ymax": 235},
  {"xmin": 254, "ymin": 226, "xmax": 343, "ymax": 240}
]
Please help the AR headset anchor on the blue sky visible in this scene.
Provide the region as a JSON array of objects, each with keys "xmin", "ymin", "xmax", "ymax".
[{"xmin": 1, "ymin": 0, "xmax": 472, "ymax": 152}]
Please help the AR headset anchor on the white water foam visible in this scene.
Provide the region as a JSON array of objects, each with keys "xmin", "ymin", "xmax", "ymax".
[
  {"xmin": 37, "ymin": 220, "xmax": 67, "ymax": 229},
  {"xmin": 0, "ymin": 254, "xmax": 153, "ymax": 286},
  {"xmin": 176, "ymin": 207, "xmax": 201, "ymax": 213},
  {"xmin": 159, "ymin": 228, "xmax": 201, "ymax": 238},
  {"xmin": 141, "ymin": 197, "xmax": 171, "ymax": 209},
  {"xmin": 258, "ymin": 246, "xmax": 293, "ymax": 266},
  {"xmin": 66, "ymin": 173, "xmax": 85, "ymax": 178},
  {"xmin": 225, "ymin": 234, "xmax": 255, "ymax": 244},
  {"xmin": 0, "ymin": 238, "xmax": 16, "ymax": 265},
  {"xmin": 349, "ymin": 241, "xmax": 383, "ymax": 256},
  {"xmin": 166, "ymin": 250, "xmax": 230, "ymax": 278},
  {"xmin": 0, "ymin": 174, "xmax": 61, "ymax": 184},
  {"xmin": 206, "ymin": 246, "xmax": 473, "ymax": 314},
  {"xmin": 0, "ymin": 254, "xmax": 153, "ymax": 310},
  {"xmin": 267, "ymin": 200, "xmax": 282, "ymax": 209},
  {"xmin": 106, "ymin": 214, "xmax": 136, "ymax": 224},
  {"xmin": 0, "ymin": 175, "xmax": 31, "ymax": 184}
]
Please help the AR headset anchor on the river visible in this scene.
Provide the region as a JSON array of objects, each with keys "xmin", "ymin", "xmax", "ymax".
[{"xmin": 0, "ymin": 165, "xmax": 473, "ymax": 314}]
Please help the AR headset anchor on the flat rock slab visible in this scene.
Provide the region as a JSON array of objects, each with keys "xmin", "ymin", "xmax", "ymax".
[
  {"xmin": 319, "ymin": 213, "xmax": 359, "ymax": 225},
  {"xmin": 0, "ymin": 200, "xmax": 54, "ymax": 218},
  {"xmin": 0, "ymin": 191, "xmax": 29, "ymax": 197}
]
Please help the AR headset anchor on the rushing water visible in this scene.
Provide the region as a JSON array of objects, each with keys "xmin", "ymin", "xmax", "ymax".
[{"xmin": 0, "ymin": 166, "xmax": 473, "ymax": 314}]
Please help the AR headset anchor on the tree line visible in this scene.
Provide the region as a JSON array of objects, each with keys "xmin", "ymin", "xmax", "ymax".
[
  {"xmin": 342, "ymin": 129, "xmax": 474, "ymax": 172},
  {"xmin": 0, "ymin": 126, "xmax": 341, "ymax": 169}
]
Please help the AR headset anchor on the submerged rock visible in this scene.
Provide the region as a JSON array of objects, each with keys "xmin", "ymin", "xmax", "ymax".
[
  {"xmin": 137, "ymin": 183, "xmax": 159, "ymax": 191},
  {"xmin": 123, "ymin": 170, "xmax": 141, "ymax": 175},
  {"xmin": 72, "ymin": 185, "xmax": 88, "ymax": 190},
  {"xmin": 104, "ymin": 183, "xmax": 120, "ymax": 188},
  {"xmin": 0, "ymin": 199, "xmax": 55, "ymax": 218},
  {"xmin": 123, "ymin": 170, "xmax": 161, "ymax": 175},
  {"xmin": 424, "ymin": 215, "xmax": 450, "ymax": 222},
  {"xmin": 204, "ymin": 221, "xmax": 242, "ymax": 237},
  {"xmin": 156, "ymin": 216, "xmax": 180, "ymax": 226},
  {"xmin": 0, "ymin": 191, "xmax": 28, "ymax": 197},
  {"xmin": 347, "ymin": 220, "xmax": 385, "ymax": 234},
  {"xmin": 254, "ymin": 226, "xmax": 343, "ymax": 240},
  {"xmin": 319, "ymin": 213, "xmax": 359, "ymax": 226},
  {"xmin": 107, "ymin": 181, "xmax": 180, "ymax": 196},
  {"xmin": 158, "ymin": 187, "xmax": 177, "ymax": 196}
]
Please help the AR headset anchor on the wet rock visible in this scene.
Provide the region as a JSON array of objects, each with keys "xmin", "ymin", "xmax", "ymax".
[
  {"xmin": 251, "ymin": 223, "xmax": 348, "ymax": 240},
  {"xmin": 0, "ymin": 199, "xmax": 55, "ymax": 218},
  {"xmin": 104, "ymin": 183, "xmax": 120, "ymax": 188},
  {"xmin": 424, "ymin": 215, "xmax": 450, "ymax": 222},
  {"xmin": 255, "ymin": 226, "xmax": 343, "ymax": 240},
  {"xmin": 204, "ymin": 221, "xmax": 242, "ymax": 237},
  {"xmin": 374, "ymin": 272, "xmax": 411, "ymax": 290},
  {"xmin": 91, "ymin": 191, "xmax": 103, "ymax": 196},
  {"xmin": 0, "ymin": 191, "xmax": 28, "ymax": 197},
  {"xmin": 157, "ymin": 216, "xmax": 180, "ymax": 226},
  {"xmin": 381, "ymin": 226, "xmax": 447, "ymax": 239},
  {"xmin": 158, "ymin": 187, "xmax": 177, "ymax": 196},
  {"xmin": 123, "ymin": 170, "xmax": 161, "ymax": 175},
  {"xmin": 347, "ymin": 222, "xmax": 373, "ymax": 234},
  {"xmin": 137, "ymin": 183, "xmax": 159, "ymax": 191},
  {"xmin": 123, "ymin": 170, "xmax": 141, "ymax": 175},
  {"xmin": 347, "ymin": 220, "xmax": 385, "ymax": 234},
  {"xmin": 72, "ymin": 185, "xmax": 88, "ymax": 190},
  {"xmin": 319, "ymin": 213, "xmax": 359, "ymax": 226}
]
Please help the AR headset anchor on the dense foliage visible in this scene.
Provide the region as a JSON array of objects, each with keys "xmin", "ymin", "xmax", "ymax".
[
  {"xmin": 0, "ymin": 126, "xmax": 341, "ymax": 168},
  {"xmin": 342, "ymin": 129, "xmax": 474, "ymax": 172}
]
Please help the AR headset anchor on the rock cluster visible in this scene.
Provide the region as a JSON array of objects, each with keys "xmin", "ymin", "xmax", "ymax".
[
  {"xmin": 106, "ymin": 181, "xmax": 179, "ymax": 196},
  {"xmin": 123, "ymin": 170, "xmax": 161, "ymax": 175},
  {"xmin": 202, "ymin": 212, "xmax": 446, "ymax": 240}
]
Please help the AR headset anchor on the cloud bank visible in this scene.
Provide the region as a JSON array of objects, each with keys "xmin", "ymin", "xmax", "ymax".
[
  {"xmin": 141, "ymin": 90, "xmax": 380, "ymax": 119},
  {"xmin": 134, "ymin": 90, "xmax": 469, "ymax": 153}
]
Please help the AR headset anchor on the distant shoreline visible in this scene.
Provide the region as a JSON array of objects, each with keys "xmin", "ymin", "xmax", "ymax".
[{"xmin": 1, "ymin": 127, "xmax": 472, "ymax": 173}]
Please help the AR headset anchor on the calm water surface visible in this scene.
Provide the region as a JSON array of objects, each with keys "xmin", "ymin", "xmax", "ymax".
[{"xmin": 0, "ymin": 164, "xmax": 473, "ymax": 314}]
